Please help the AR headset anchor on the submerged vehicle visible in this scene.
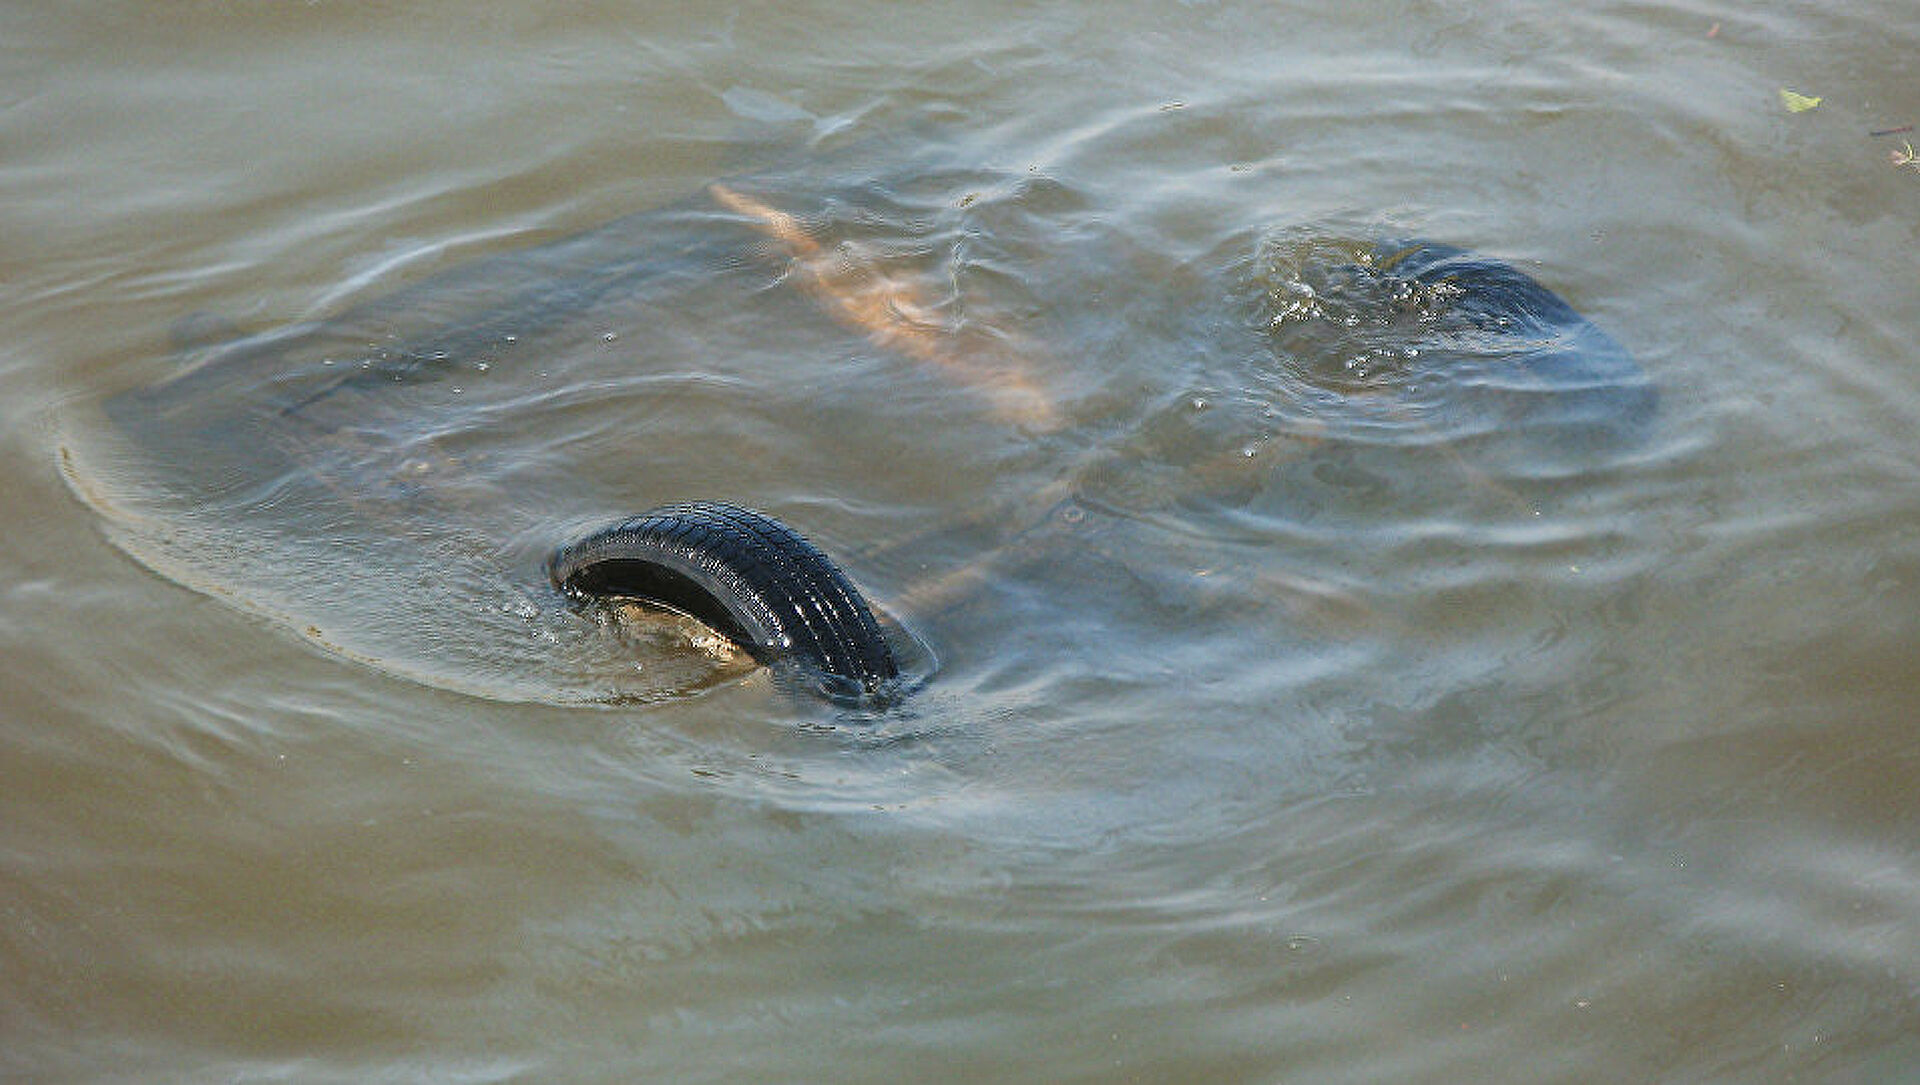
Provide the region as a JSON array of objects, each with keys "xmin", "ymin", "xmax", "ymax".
[{"xmin": 65, "ymin": 158, "xmax": 1655, "ymax": 708}]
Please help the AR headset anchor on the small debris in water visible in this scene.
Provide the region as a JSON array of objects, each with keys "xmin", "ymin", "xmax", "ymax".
[
  {"xmin": 1890, "ymin": 141, "xmax": 1920, "ymax": 174},
  {"xmin": 602, "ymin": 331, "xmax": 618, "ymax": 343},
  {"xmin": 1780, "ymin": 88, "xmax": 1822, "ymax": 113},
  {"xmin": 1871, "ymin": 124, "xmax": 1915, "ymax": 137}
]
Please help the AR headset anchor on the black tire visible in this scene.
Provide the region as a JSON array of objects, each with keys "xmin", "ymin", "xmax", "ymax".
[
  {"xmin": 1369, "ymin": 238, "xmax": 1658, "ymax": 436},
  {"xmin": 550, "ymin": 501, "xmax": 898, "ymax": 697}
]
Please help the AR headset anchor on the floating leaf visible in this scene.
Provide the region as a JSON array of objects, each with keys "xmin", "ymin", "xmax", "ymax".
[{"xmin": 1780, "ymin": 88, "xmax": 1823, "ymax": 113}]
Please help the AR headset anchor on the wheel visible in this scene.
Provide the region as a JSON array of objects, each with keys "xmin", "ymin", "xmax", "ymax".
[{"xmin": 550, "ymin": 501, "xmax": 898, "ymax": 699}]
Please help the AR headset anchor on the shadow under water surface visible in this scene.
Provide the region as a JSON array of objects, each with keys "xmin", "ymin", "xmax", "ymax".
[{"xmin": 65, "ymin": 142, "xmax": 1657, "ymax": 713}]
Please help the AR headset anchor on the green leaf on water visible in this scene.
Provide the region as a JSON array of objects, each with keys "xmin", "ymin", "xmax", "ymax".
[{"xmin": 1780, "ymin": 88, "xmax": 1822, "ymax": 113}]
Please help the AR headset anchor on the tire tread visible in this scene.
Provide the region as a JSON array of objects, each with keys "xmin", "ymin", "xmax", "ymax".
[{"xmin": 550, "ymin": 501, "xmax": 897, "ymax": 695}]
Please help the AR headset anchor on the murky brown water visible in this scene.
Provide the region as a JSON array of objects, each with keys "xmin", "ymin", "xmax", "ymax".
[{"xmin": 9, "ymin": 1, "xmax": 1920, "ymax": 1080}]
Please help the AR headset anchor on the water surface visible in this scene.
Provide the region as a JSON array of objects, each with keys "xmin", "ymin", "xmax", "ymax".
[{"xmin": 7, "ymin": 1, "xmax": 1920, "ymax": 1080}]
